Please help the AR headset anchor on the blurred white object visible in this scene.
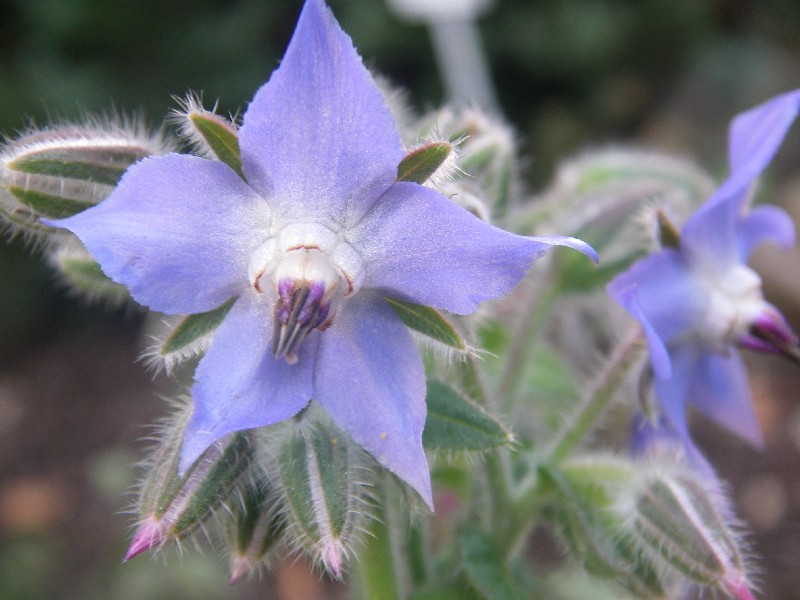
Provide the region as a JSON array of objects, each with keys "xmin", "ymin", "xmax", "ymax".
[
  {"xmin": 386, "ymin": 0, "xmax": 496, "ymax": 22},
  {"xmin": 386, "ymin": 0, "xmax": 499, "ymax": 109}
]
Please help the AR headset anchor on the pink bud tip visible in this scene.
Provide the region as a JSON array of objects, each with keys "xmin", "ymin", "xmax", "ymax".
[
  {"xmin": 123, "ymin": 520, "xmax": 164, "ymax": 562},
  {"xmin": 321, "ymin": 544, "xmax": 343, "ymax": 579},
  {"xmin": 726, "ymin": 575, "xmax": 757, "ymax": 600},
  {"xmin": 228, "ymin": 556, "xmax": 251, "ymax": 586}
]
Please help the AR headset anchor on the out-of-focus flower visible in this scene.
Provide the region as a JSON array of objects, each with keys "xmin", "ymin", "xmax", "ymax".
[
  {"xmin": 609, "ymin": 90, "xmax": 800, "ymax": 446},
  {"xmin": 48, "ymin": 0, "xmax": 595, "ymax": 508}
]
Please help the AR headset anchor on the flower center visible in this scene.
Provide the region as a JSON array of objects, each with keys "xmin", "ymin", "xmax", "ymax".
[
  {"xmin": 697, "ymin": 264, "xmax": 776, "ymax": 350},
  {"xmin": 247, "ymin": 222, "xmax": 366, "ymax": 364},
  {"xmin": 271, "ymin": 249, "xmax": 340, "ymax": 363}
]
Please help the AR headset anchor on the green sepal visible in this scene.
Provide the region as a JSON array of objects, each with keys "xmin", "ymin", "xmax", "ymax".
[
  {"xmin": 8, "ymin": 146, "xmax": 146, "ymax": 185},
  {"xmin": 168, "ymin": 433, "xmax": 254, "ymax": 538},
  {"xmin": 159, "ymin": 297, "xmax": 237, "ymax": 358},
  {"xmin": 423, "ymin": 381, "xmax": 511, "ymax": 452},
  {"xmin": 396, "ymin": 141, "xmax": 452, "ymax": 184},
  {"xmin": 229, "ymin": 480, "xmax": 284, "ymax": 564},
  {"xmin": 656, "ymin": 208, "xmax": 681, "ymax": 249},
  {"xmin": 189, "ymin": 112, "xmax": 243, "ymax": 177},
  {"xmin": 385, "ymin": 297, "xmax": 466, "ymax": 351},
  {"xmin": 459, "ymin": 527, "xmax": 528, "ymax": 600},
  {"xmin": 8, "ymin": 186, "xmax": 95, "ymax": 219}
]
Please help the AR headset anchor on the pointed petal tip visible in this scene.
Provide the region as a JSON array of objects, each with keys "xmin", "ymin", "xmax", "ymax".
[{"xmin": 123, "ymin": 520, "xmax": 164, "ymax": 562}]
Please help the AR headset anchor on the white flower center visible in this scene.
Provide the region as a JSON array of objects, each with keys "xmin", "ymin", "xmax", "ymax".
[
  {"xmin": 695, "ymin": 264, "xmax": 767, "ymax": 350},
  {"xmin": 246, "ymin": 222, "xmax": 365, "ymax": 363}
]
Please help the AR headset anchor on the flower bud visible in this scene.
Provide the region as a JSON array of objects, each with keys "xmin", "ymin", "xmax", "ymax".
[
  {"xmin": 127, "ymin": 410, "xmax": 254, "ymax": 560},
  {"xmin": 539, "ymin": 462, "xmax": 666, "ymax": 598},
  {"xmin": 47, "ymin": 237, "xmax": 129, "ymax": 304},
  {"xmin": 629, "ymin": 473, "xmax": 750, "ymax": 590},
  {"xmin": 267, "ymin": 415, "xmax": 374, "ymax": 577},
  {"xmin": 0, "ymin": 120, "xmax": 170, "ymax": 234},
  {"xmin": 419, "ymin": 106, "xmax": 518, "ymax": 213},
  {"xmin": 227, "ymin": 480, "xmax": 284, "ymax": 584}
]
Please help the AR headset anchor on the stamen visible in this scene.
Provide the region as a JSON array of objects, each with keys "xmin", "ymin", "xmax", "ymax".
[
  {"xmin": 273, "ymin": 281, "xmax": 330, "ymax": 363},
  {"xmin": 742, "ymin": 314, "xmax": 800, "ymax": 367}
]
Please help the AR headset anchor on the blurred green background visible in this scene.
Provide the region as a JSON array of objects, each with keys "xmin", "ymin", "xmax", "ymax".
[{"xmin": 2, "ymin": 1, "xmax": 800, "ymax": 598}]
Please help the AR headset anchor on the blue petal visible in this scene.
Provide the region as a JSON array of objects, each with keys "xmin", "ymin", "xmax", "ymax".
[
  {"xmin": 736, "ymin": 204, "xmax": 795, "ymax": 262},
  {"xmin": 180, "ymin": 289, "xmax": 315, "ymax": 472},
  {"xmin": 313, "ymin": 291, "xmax": 432, "ymax": 508},
  {"xmin": 238, "ymin": 0, "xmax": 403, "ymax": 228},
  {"xmin": 608, "ymin": 280, "xmax": 672, "ymax": 379},
  {"xmin": 607, "ymin": 249, "xmax": 707, "ymax": 366},
  {"xmin": 728, "ymin": 88, "xmax": 800, "ymax": 179},
  {"xmin": 653, "ymin": 345, "xmax": 695, "ymax": 441},
  {"xmin": 682, "ymin": 89, "xmax": 800, "ymax": 270},
  {"xmin": 353, "ymin": 182, "xmax": 595, "ymax": 315},
  {"xmin": 47, "ymin": 155, "xmax": 270, "ymax": 315},
  {"xmin": 686, "ymin": 349, "xmax": 762, "ymax": 448}
]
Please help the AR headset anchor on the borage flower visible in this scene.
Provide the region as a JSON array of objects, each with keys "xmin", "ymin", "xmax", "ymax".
[
  {"xmin": 609, "ymin": 90, "xmax": 800, "ymax": 446},
  {"xmin": 47, "ymin": 0, "xmax": 595, "ymax": 507}
]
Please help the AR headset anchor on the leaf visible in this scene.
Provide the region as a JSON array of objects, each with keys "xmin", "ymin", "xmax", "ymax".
[
  {"xmin": 385, "ymin": 297, "xmax": 466, "ymax": 351},
  {"xmin": 189, "ymin": 112, "xmax": 243, "ymax": 177},
  {"xmin": 396, "ymin": 141, "xmax": 452, "ymax": 184},
  {"xmin": 423, "ymin": 381, "xmax": 511, "ymax": 451},
  {"xmin": 160, "ymin": 298, "xmax": 237, "ymax": 357},
  {"xmin": 459, "ymin": 527, "xmax": 528, "ymax": 600}
]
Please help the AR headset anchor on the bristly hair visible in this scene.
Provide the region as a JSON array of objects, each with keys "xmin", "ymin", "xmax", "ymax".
[{"xmin": 169, "ymin": 92, "xmax": 240, "ymax": 160}]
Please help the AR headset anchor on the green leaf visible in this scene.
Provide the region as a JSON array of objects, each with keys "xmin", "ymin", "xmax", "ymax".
[
  {"xmin": 160, "ymin": 298, "xmax": 236, "ymax": 357},
  {"xmin": 459, "ymin": 527, "xmax": 528, "ymax": 600},
  {"xmin": 385, "ymin": 297, "xmax": 465, "ymax": 351},
  {"xmin": 189, "ymin": 113, "xmax": 243, "ymax": 177},
  {"xmin": 171, "ymin": 433, "xmax": 253, "ymax": 537},
  {"xmin": 396, "ymin": 141, "xmax": 452, "ymax": 184},
  {"xmin": 423, "ymin": 381, "xmax": 511, "ymax": 451}
]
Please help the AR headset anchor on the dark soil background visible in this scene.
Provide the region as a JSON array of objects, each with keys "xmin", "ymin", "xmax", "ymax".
[{"xmin": 2, "ymin": 1, "xmax": 800, "ymax": 598}]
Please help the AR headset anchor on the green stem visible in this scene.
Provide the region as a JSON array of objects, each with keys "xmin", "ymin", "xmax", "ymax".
[
  {"xmin": 494, "ymin": 279, "xmax": 559, "ymax": 412},
  {"xmin": 358, "ymin": 484, "xmax": 406, "ymax": 600},
  {"xmin": 546, "ymin": 326, "xmax": 644, "ymax": 463}
]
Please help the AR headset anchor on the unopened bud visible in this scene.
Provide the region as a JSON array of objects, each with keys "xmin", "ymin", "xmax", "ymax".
[
  {"xmin": 633, "ymin": 475, "xmax": 744, "ymax": 587},
  {"xmin": 227, "ymin": 481, "xmax": 284, "ymax": 584},
  {"xmin": 128, "ymin": 410, "xmax": 254, "ymax": 560},
  {"xmin": 47, "ymin": 237, "xmax": 129, "ymax": 304},
  {"xmin": 0, "ymin": 120, "xmax": 169, "ymax": 232},
  {"xmin": 419, "ymin": 106, "xmax": 518, "ymax": 213},
  {"xmin": 539, "ymin": 462, "xmax": 666, "ymax": 598},
  {"xmin": 269, "ymin": 416, "xmax": 373, "ymax": 578}
]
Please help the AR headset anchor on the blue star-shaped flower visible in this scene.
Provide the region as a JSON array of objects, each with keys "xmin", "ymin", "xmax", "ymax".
[
  {"xmin": 49, "ymin": 0, "xmax": 595, "ymax": 507},
  {"xmin": 609, "ymin": 90, "xmax": 800, "ymax": 447}
]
